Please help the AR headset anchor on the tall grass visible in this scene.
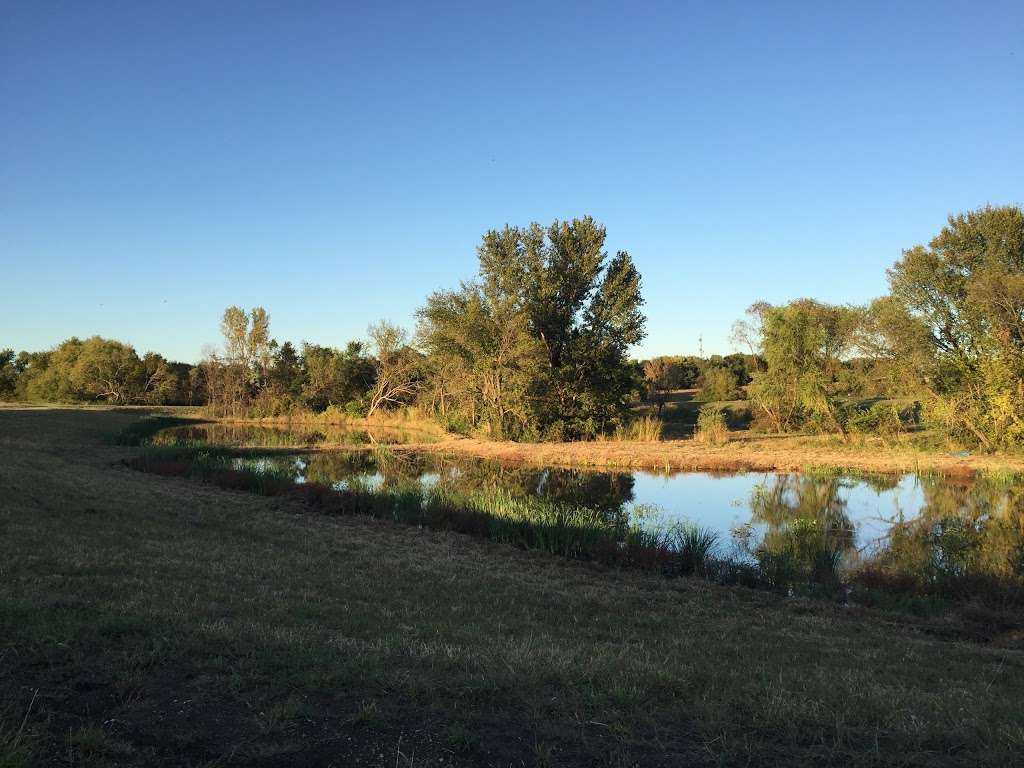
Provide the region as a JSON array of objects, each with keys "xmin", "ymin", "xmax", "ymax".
[
  {"xmin": 695, "ymin": 406, "xmax": 728, "ymax": 445},
  {"xmin": 124, "ymin": 438, "xmax": 1024, "ymax": 608},
  {"xmin": 674, "ymin": 523, "xmax": 720, "ymax": 575},
  {"xmin": 0, "ymin": 690, "xmax": 37, "ymax": 768},
  {"xmin": 130, "ymin": 443, "xmax": 1024, "ymax": 606},
  {"xmin": 213, "ymin": 404, "xmax": 447, "ymax": 439},
  {"xmin": 126, "ymin": 446, "xmax": 297, "ymax": 496},
  {"xmin": 613, "ymin": 416, "xmax": 663, "ymax": 442}
]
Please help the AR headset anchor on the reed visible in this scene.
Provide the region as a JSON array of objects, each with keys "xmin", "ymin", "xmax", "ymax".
[
  {"xmin": 673, "ymin": 522, "xmax": 720, "ymax": 575},
  {"xmin": 694, "ymin": 406, "xmax": 728, "ymax": 445},
  {"xmin": 612, "ymin": 416, "xmax": 663, "ymax": 442}
]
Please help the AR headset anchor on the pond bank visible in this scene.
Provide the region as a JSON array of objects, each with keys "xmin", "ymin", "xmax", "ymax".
[{"xmin": 213, "ymin": 416, "xmax": 1024, "ymax": 477}]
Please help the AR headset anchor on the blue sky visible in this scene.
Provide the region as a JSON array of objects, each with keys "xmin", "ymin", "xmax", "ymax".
[{"xmin": 2, "ymin": 1, "xmax": 1021, "ymax": 362}]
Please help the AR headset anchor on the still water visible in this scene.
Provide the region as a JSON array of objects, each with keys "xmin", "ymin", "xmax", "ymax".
[{"xmin": 155, "ymin": 424, "xmax": 1024, "ymax": 575}]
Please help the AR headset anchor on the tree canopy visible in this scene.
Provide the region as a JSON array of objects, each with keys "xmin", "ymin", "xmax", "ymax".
[{"xmin": 418, "ymin": 217, "xmax": 645, "ymax": 439}]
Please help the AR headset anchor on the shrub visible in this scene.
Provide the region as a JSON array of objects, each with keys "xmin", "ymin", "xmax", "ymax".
[
  {"xmin": 846, "ymin": 402, "xmax": 907, "ymax": 439},
  {"xmin": 699, "ymin": 366, "xmax": 740, "ymax": 401},
  {"xmin": 344, "ymin": 399, "xmax": 369, "ymax": 418},
  {"xmin": 695, "ymin": 406, "xmax": 728, "ymax": 445}
]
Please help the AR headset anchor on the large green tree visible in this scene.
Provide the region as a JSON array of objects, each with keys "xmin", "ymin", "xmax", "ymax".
[
  {"xmin": 747, "ymin": 300, "xmax": 861, "ymax": 434},
  {"xmin": 870, "ymin": 205, "xmax": 1024, "ymax": 448},
  {"xmin": 418, "ymin": 282, "xmax": 543, "ymax": 438},
  {"xmin": 0, "ymin": 349, "xmax": 19, "ymax": 399},
  {"xmin": 418, "ymin": 217, "xmax": 645, "ymax": 439},
  {"xmin": 300, "ymin": 341, "xmax": 375, "ymax": 411}
]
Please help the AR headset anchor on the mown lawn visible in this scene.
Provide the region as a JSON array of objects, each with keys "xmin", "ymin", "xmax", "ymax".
[{"xmin": 1, "ymin": 407, "xmax": 1022, "ymax": 766}]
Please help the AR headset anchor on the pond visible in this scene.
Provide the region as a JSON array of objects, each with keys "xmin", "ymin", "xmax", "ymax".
[{"xmin": 152, "ymin": 424, "xmax": 1024, "ymax": 581}]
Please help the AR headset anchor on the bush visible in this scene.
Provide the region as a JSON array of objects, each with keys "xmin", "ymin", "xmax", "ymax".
[
  {"xmin": 344, "ymin": 399, "xmax": 369, "ymax": 418},
  {"xmin": 695, "ymin": 406, "xmax": 728, "ymax": 445},
  {"xmin": 699, "ymin": 366, "xmax": 740, "ymax": 401},
  {"xmin": 845, "ymin": 401, "xmax": 913, "ymax": 439}
]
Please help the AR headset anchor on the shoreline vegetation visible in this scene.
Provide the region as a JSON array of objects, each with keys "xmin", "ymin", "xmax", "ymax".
[
  {"xmin": 113, "ymin": 406, "xmax": 1024, "ymax": 478},
  {"xmin": 122, "ymin": 411, "xmax": 1024, "ymax": 621}
]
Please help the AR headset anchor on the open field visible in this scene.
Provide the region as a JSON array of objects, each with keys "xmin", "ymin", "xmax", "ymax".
[{"xmin": 2, "ymin": 406, "xmax": 1024, "ymax": 766}]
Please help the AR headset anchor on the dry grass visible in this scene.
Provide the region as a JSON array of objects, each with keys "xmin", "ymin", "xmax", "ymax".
[
  {"xmin": 219, "ymin": 405, "xmax": 449, "ymax": 439},
  {"xmin": 601, "ymin": 415, "xmax": 664, "ymax": 442},
  {"xmin": 337, "ymin": 432, "xmax": 1024, "ymax": 478},
  {"xmin": 2, "ymin": 407, "xmax": 1024, "ymax": 766},
  {"xmin": 205, "ymin": 411, "xmax": 1024, "ymax": 478},
  {"xmin": 694, "ymin": 406, "xmax": 729, "ymax": 446}
]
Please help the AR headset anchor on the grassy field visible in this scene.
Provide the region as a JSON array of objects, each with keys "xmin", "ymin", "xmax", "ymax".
[{"xmin": 2, "ymin": 408, "xmax": 1024, "ymax": 766}]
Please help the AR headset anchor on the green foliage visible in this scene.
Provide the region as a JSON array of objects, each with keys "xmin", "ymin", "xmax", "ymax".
[
  {"xmin": 699, "ymin": 365, "xmax": 740, "ymax": 401},
  {"xmin": 869, "ymin": 205, "xmax": 1024, "ymax": 449},
  {"xmin": 747, "ymin": 300, "xmax": 859, "ymax": 434},
  {"xmin": 300, "ymin": 341, "xmax": 375, "ymax": 411},
  {"xmin": 9, "ymin": 336, "xmax": 195, "ymax": 405},
  {"xmin": 269, "ymin": 341, "xmax": 304, "ymax": 398},
  {"xmin": 418, "ymin": 217, "xmax": 646, "ymax": 439},
  {"xmin": 844, "ymin": 401, "xmax": 916, "ymax": 439},
  {"xmin": 0, "ymin": 349, "xmax": 20, "ymax": 400},
  {"xmin": 695, "ymin": 405, "xmax": 728, "ymax": 444}
]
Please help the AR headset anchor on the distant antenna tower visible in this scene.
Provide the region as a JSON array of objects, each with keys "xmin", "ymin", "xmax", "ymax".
[{"xmin": 698, "ymin": 334, "xmax": 704, "ymax": 357}]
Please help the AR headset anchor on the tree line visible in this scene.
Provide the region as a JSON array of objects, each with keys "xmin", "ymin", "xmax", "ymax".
[
  {"xmin": 4, "ymin": 205, "xmax": 1024, "ymax": 449},
  {"xmin": 723, "ymin": 204, "xmax": 1024, "ymax": 449}
]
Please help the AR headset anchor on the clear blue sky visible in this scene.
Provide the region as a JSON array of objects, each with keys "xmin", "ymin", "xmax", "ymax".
[{"xmin": 2, "ymin": 1, "xmax": 1021, "ymax": 363}]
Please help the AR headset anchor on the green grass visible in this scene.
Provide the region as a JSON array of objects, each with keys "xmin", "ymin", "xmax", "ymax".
[
  {"xmin": 111, "ymin": 414, "xmax": 204, "ymax": 446},
  {"xmin": 2, "ymin": 407, "xmax": 1024, "ymax": 766}
]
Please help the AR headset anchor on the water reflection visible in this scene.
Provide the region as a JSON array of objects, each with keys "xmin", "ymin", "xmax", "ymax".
[
  {"xmin": 876, "ymin": 476, "xmax": 1024, "ymax": 582},
  {"xmin": 298, "ymin": 451, "xmax": 636, "ymax": 518},
  {"xmin": 155, "ymin": 423, "xmax": 1024, "ymax": 586}
]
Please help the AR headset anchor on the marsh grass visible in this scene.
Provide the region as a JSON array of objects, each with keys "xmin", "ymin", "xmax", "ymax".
[
  {"xmin": 694, "ymin": 406, "xmax": 728, "ymax": 445},
  {"xmin": 128, "ymin": 442, "xmax": 1023, "ymax": 605},
  {"xmin": 214, "ymin": 405, "xmax": 448, "ymax": 440},
  {"xmin": 127, "ymin": 427, "xmax": 1024, "ymax": 609},
  {"xmin": 611, "ymin": 416, "xmax": 663, "ymax": 442},
  {"xmin": 674, "ymin": 523, "xmax": 720, "ymax": 575}
]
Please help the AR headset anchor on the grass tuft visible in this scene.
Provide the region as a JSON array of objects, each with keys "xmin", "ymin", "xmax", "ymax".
[{"xmin": 694, "ymin": 406, "xmax": 728, "ymax": 445}]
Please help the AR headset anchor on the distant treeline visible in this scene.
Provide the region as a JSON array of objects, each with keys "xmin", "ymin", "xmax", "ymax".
[{"xmin": 4, "ymin": 205, "xmax": 1024, "ymax": 448}]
